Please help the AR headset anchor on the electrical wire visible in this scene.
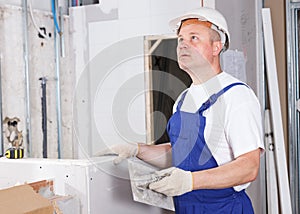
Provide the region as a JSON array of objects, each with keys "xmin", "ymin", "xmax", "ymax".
[
  {"xmin": 71, "ymin": 0, "xmax": 77, "ymax": 6},
  {"xmin": 28, "ymin": 0, "xmax": 50, "ymax": 39},
  {"xmin": 51, "ymin": 0, "xmax": 61, "ymax": 33}
]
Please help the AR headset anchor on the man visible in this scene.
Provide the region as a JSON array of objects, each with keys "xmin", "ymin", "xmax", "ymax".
[{"xmin": 97, "ymin": 7, "xmax": 264, "ymax": 213}]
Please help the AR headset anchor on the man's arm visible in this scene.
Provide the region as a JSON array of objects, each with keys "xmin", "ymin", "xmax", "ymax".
[
  {"xmin": 137, "ymin": 143, "xmax": 172, "ymax": 169},
  {"xmin": 148, "ymin": 148, "xmax": 261, "ymax": 196},
  {"xmin": 192, "ymin": 148, "xmax": 261, "ymax": 190}
]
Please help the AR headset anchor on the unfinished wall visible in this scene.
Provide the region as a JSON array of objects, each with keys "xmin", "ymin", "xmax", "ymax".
[
  {"xmin": 0, "ymin": 5, "xmax": 74, "ymax": 158},
  {"xmin": 0, "ymin": 0, "xmax": 68, "ymax": 13}
]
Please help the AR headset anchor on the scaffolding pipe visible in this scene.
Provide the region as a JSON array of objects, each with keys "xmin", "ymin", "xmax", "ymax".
[
  {"xmin": 22, "ymin": 0, "xmax": 32, "ymax": 157},
  {"xmin": 39, "ymin": 77, "xmax": 47, "ymax": 158},
  {"xmin": 52, "ymin": 0, "xmax": 62, "ymax": 158}
]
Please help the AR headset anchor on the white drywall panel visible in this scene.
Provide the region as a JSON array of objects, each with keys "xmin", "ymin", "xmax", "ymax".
[
  {"xmin": 70, "ymin": 0, "xmax": 202, "ymax": 158},
  {"xmin": 0, "ymin": 157, "xmax": 165, "ymax": 214}
]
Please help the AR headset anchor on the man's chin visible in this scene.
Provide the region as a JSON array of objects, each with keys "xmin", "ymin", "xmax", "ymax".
[{"xmin": 178, "ymin": 62, "xmax": 190, "ymax": 71}]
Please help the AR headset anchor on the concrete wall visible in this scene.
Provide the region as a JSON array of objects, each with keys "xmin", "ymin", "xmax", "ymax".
[
  {"xmin": 0, "ymin": 0, "xmax": 68, "ymax": 13},
  {"xmin": 0, "ymin": 4, "xmax": 74, "ymax": 158}
]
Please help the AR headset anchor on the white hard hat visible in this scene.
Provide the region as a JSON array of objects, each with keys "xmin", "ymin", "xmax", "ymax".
[{"xmin": 169, "ymin": 7, "xmax": 230, "ymax": 51}]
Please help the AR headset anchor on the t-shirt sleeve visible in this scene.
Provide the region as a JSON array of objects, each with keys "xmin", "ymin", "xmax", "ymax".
[{"xmin": 225, "ymin": 89, "xmax": 265, "ymax": 158}]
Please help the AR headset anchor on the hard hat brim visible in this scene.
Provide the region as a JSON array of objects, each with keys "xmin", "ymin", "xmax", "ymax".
[{"xmin": 169, "ymin": 13, "xmax": 209, "ymax": 31}]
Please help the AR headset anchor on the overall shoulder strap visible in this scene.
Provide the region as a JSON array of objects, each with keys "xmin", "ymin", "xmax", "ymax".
[
  {"xmin": 199, "ymin": 82, "xmax": 248, "ymax": 113},
  {"xmin": 176, "ymin": 90, "xmax": 188, "ymax": 111}
]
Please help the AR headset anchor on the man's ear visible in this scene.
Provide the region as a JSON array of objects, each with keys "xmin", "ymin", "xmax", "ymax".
[{"xmin": 212, "ymin": 41, "xmax": 223, "ymax": 56}]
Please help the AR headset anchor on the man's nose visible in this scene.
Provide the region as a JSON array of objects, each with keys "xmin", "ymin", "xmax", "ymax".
[{"xmin": 178, "ymin": 40, "xmax": 189, "ymax": 49}]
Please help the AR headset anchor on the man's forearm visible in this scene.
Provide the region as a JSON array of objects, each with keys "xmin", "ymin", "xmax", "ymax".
[
  {"xmin": 137, "ymin": 143, "xmax": 172, "ymax": 169},
  {"xmin": 192, "ymin": 148, "xmax": 261, "ymax": 190}
]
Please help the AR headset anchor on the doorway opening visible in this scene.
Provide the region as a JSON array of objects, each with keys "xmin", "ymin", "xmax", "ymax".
[{"xmin": 144, "ymin": 35, "xmax": 192, "ymax": 145}]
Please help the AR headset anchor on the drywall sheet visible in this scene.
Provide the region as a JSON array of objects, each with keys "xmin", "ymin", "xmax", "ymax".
[
  {"xmin": 0, "ymin": 157, "xmax": 165, "ymax": 214},
  {"xmin": 69, "ymin": 1, "xmax": 201, "ymax": 159}
]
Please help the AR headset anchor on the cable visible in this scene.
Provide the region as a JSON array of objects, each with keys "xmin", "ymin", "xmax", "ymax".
[
  {"xmin": 71, "ymin": 0, "xmax": 77, "ymax": 6},
  {"xmin": 51, "ymin": 0, "xmax": 61, "ymax": 33},
  {"xmin": 28, "ymin": 0, "xmax": 50, "ymax": 39}
]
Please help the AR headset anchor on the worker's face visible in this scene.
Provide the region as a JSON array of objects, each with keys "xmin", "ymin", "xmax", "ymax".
[{"xmin": 176, "ymin": 23, "xmax": 217, "ymax": 72}]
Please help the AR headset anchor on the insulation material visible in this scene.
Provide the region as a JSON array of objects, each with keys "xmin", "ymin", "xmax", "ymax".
[{"xmin": 128, "ymin": 158, "xmax": 175, "ymax": 211}]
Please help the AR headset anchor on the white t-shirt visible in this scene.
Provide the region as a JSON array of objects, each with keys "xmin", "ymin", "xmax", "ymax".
[{"xmin": 173, "ymin": 71, "xmax": 264, "ymax": 191}]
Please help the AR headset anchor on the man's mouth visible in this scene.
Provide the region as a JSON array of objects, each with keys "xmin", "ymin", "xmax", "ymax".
[{"xmin": 179, "ymin": 53, "xmax": 190, "ymax": 57}]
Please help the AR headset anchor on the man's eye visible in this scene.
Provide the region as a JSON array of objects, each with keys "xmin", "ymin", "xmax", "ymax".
[{"xmin": 191, "ymin": 36, "xmax": 198, "ymax": 40}]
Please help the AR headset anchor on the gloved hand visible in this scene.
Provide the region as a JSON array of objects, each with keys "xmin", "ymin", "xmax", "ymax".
[
  {"xmin": 148, "ymin": 167, "xmax": 193, "ymax": 196},
  {"xmin": 94, "ymin": 143, "xmax": 139, "ymax": 164}
]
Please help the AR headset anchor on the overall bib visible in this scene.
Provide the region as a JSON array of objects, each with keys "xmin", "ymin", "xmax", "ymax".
[{"xmin": 167, "ymin": 83, "xmax": 254, "ymax": 214}]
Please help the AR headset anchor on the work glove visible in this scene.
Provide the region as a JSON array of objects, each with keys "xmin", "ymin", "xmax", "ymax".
[
  {"xmin": 94, "ymin": 143, "xmax": 139, "ymax": 165},
  {"xmin": 148, "ymin": 167, "xmax": 193, "ymax": 196}
]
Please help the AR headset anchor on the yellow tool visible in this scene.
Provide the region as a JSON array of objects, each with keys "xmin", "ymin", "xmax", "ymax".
[{"xmin": 5, "ymin": 147, "xmax": 24, "ymax": 159}]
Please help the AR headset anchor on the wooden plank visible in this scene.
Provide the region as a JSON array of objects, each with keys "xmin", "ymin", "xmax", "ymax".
[
  {"xmin": 262, "ymin": 8, "xmax": 292, "ymax": 213},
  {"xmin": 144, "ymin": 36, "xmax": 154, "ymax": 145}
]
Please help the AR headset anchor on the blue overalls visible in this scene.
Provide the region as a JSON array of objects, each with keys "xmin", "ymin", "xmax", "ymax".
[{"xmin": 167, "ymin": 83, "xmax": 254, "ymax": 214}]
